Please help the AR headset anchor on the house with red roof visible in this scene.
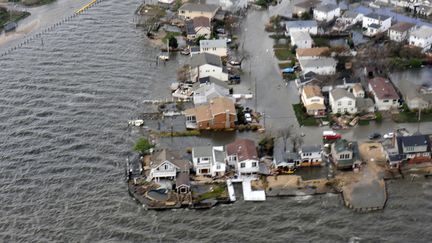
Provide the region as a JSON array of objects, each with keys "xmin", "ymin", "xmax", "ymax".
[
  {"xmin": 368, "ymin": 77, "xmax": 400, "ymax": 111},
  {"xmin": 226, "ymin": 139, "xmax": 260, "ymax": 175}
]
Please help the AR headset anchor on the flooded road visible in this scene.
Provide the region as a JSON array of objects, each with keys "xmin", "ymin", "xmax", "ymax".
[{"xmin": 0, "ymin": 0, "xmax": 432, "ymax": 242}]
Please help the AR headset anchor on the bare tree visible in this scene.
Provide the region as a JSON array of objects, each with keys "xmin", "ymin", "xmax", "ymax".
[
  {"xmin": 177, "ymin": 64, "xmax": 190, "ymax": 83},
  {"xmin": 291, "ymin": 135, "xmax": 304, "ymax": 153},
  {"xmin": 278, "ymin": 127, "xmax": 292, "ymax": 152}
]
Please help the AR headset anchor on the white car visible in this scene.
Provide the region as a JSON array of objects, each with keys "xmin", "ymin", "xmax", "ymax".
[
  {"xmin": 244, "ymin": 113, "xmax": 252, "ymax": 123},
  {"xmin": 383, "ymin": 132, "xmax": 394, "ymax": 139}
]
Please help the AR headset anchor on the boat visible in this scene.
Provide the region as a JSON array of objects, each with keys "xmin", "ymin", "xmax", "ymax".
[
  {"xmin": 128, "ymin": 119, "xmax": 144, "ymax": 127},
  {"xmin": 158, "ymin": 41, "xmax": 170, "ymax": 61},
  {"xmin": 180, "ymin": 49, "xmax": 190, "ymax": 55}
]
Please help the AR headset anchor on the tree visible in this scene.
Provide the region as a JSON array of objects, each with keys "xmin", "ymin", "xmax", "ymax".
[
  {"xmin": 133, "ymin": 137, "xmax": 154, "ymax": 155},
  {"xmin": 278, "ymin": 127, "xmax": 292, "ymax": 152},
  {"xmin": 177, "ymin": 64, "xmax": 190, "ymax": 82},
  {"xmin": 168, "ymin": 35, "xmax": 178, "ymax": 49}
]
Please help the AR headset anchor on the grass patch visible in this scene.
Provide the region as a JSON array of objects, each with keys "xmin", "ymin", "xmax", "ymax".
[
  {"xmin": 358, "ymin": 119, "xmax": 370, "ymax": 126},
  {"xmin": 293, "ymin": 103, "xmax": 319, "ymax": 126},
  {"xmin": 312, "ymin": 37, "xmax": 330, "ymax": 47},
  {"xmin": 393, "ymin": 110, "xmax": 432, "ymax": 123},
  {"xmin": 195, "ymin": 184, "xmax": 227, "ymax": 202},
  {"xmin": 274, "ymin": 48, "xmax": 295, "ymax": 61},
  {"xmin": 157, "ymin": 130, "xmax": 201, "ymax": 137}
]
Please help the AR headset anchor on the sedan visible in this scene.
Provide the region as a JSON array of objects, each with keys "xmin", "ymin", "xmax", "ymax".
[
  {"xmin": 368, "ymin": 132, "xmax": 381, "ymax": 140},
  {"xmin": 383, "ymin": 132, "xmax": 394, "ymax": 139}
]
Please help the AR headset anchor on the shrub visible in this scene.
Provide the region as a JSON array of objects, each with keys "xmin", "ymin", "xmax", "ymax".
[
  {"xmin": 133, "ymin": 137, "xmax": 154, "ymax": 155},
  {"xmin": 238, "ymin": 124, "xmax": 246, "ymax": 132},
  {"xmin": 375, "ymin": 111, "xmax": 383, "ymax": 123}
]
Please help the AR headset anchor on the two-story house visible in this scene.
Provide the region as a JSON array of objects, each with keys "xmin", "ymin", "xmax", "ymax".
[
  {"xmin": 396, "ymin": 134, "xmax": 431, "ymax": 163},
  {"xmin": 362, "ymin": 13, "xmax": 392, "ymax": 37},
  {"xmin": 388, "ymin": 22, "xmax": 416, "ymax": 42},
  {"xmin": 149, "ymin": 149, "xmax": 191, "ymax": 182},
  {"xmin": 178, "ymin": 3, "xmax": 220, "ymax": 20},
  {"xmin": 298, "ymin": 57, "xmax": 337, "ymax": 75},
  {"xmin": 199, "ymin": 39, "xmax": 227, "ymax": 57},
  {"xmin": 299, "ymin": 145, "xmax": 322, "ymax": 166},
  {"xmin": 329, "ymin": 88, "xmax": 357, "ymax": 114},
  {"xmin": 185, "ymin": 17, "xmax": 211, "ymax": 40},
  {"xmin": 368, "ymin": 77, "xmax": 400, "ymax": 111},
  {"xmin": 409, "ymin": 26, "xmax": 432, "ymax": 52},
  {"xmin": 184, "ymin": 96, "xmax": 237, "ymax": 130},
  {"xmin": 285, "ymin": 20, "xmax": 318, "ymax": 36},
  {"xmin": 192, "ymin": 146, "xmax": 227, "ymax": 176},
  {"xmin": 227, "ymin": 139, "xmax": 260, "ymax": 175},
  {"xmin": 301, "ymin": 85, "xmax": 326, "ymax": 117},
  {"xmin": 189, "ymin": 53, "xmax": 228, "ymax": 82},
  {"xmin": 313, "ymin": 3, "xmax": 340, "ymax": 22},
  {"xmin": 331, "ymin": 139, "xmax": 361, "ymax": 169}
]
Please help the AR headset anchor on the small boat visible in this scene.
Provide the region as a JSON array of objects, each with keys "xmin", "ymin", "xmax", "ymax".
[
  {"xmin": 158, "ymin": 54, "xmax": 169, "ymax": 61},
  {"xmin": 180, "ymin": 49, "xmax": 190, "ymax": 55},
  {"xmin": 128, "ymin": 119, "xmax": 144, "ymax": 127}
]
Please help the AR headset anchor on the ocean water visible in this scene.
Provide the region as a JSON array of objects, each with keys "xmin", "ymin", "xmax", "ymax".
[{"xmin": 0, "ymin": 0, "xmax": 432, "ymax": 242}]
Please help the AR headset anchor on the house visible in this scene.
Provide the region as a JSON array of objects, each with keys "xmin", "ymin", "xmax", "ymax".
[
  {"xmin": 149, "ymin": 149, "xmax": 191, "ymax": 182},
  {"xmin": 189, "ymin": 53, "xmax": 228, "ymax": 82},
  {"xmin": 362, "ymin": 13, "xmax": 392, "ymax": 37},
  {"xmin": 199, "ymin": 39, "xmax": 227, "ymax": 57},
  {"xmin": 396, "ymin": 134, "xmax": 431, "ymax": 163},
  {"xmin": 296, "ymin": 47, "xmax": 329, "ymax": 60},
  {"xmin": 226, "ymin": 139, "xmax": 260, "ymax": 175},
  {"xmin": 416, "ymin": 4, "xmax": 432, "ymax": 16},
  {"xmin": 184, "ymin": 96, "xmax": 237, "ymax": 130},
  {"xmin": 355, "ymin": 97, "xmax": 375, "ymax": 113},
  {"xmin": 331, "ymin": 139, "xmax": 361, "ymax": 169},
  {"xmin": 333, "ymin": 10, "xmax": 363, "ymax": 31},
  {"xmin": 293, "ymin": 0, "xmax": 321, "ymax": 17},
  {"xmin": 273, "ymin": 151, "xmax": 300, "ymax": 170},
  {"xmin": 178, "ymin": 3, "xmax": 220, "ymax": 20},
  {"xmin": 285, "ymin": 20, "xmax": 318, "ymax": 36},
  {"xmin": 352, "ymin": 83, "xmax": 365, "ymax": 98},
  {"xmin": 368, "ymin": 77, "xmax": 400, "ymax": 111},
  {"xmin": 158, "ymin": 0, "xmax": 175, "ymax": 4},
  {"xmin": 185, "ymin": 17, "xmax": 211, "ymax": 40},
  {"xmin": 189, "ymin": 46, "xmax": 201, "ymax": 56},
  {"xmin": 299, "ymin": 145, "xmax": 322, "ymax": 166},
  {"xmin": 175, "ymin": 172, "xmax": 191, "ymax": 194},
  {"xmin": 191, "ymin": 146, "xmax": 227, "ymax": 176},
  {"xmin": 193, "ymin": 81, "xmax": 230, "ymax": 105},
  {"xmin": 313, "ymin": 3, "xmax": 341, "ymax": 22},
  {"xmin": 398, "ymin": 80, "xmax": 432, "ymax": 110},
  {"xmin": 409, "ymin": 26, "xmax": 432, "ymax": 52},
  {"xmin": 291, "ymin": 31, "xmax": 313, "ymax": 49},
  {"xmin": 295, "ymin": 71, "xmax": 323, "ymax": 92},
  {"xmin": 298, "ymin": 57, "xmax": 337, "ymax": 75},
  {"xmin": 329, "ymin": 88, "xmax": 357, "ymax": 114},
  {"xmin": 388, "ymin": 22, "xmax": 416, "ymax": 42},
  {"xmin": 301, "ymin": 85, "xmax": 326, "ymax": 117}
]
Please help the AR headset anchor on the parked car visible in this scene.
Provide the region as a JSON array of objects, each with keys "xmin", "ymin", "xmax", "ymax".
[
  {"xmin": 229, "ymin": 60, "xmax": 241, "ymax": 66},
  {"xmin": 368, "ymin": 132, "xmax": 381, "ymax": 140},
  {"xmin": 216, "ymin": 28, "xmax": 225, "ymax": 34},
  {"xmin": 244, "ymin": 113, "xmax": 252, "ymax": 123},
  {"xmin": 383, "ymin": 132, "xmax": 394, "ymax": 139},
  {"xmin": 229, "ymin": 75, "xmax": 241, "ymax": 81},
  {"xmin": 323, "ymin": 131, "xmax": 342, "ymax": 140}
]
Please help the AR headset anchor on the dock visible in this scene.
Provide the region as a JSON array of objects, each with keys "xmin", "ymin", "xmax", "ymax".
[
  {"xmin": 226, "ymin": 179, "xmax": 236, "ymax": 202},
  {"xmin": 242, "ymin": 177, "xmax": 266, "ymax": 201}
]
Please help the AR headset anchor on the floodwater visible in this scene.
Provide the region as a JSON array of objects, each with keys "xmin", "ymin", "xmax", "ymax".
[{"xmin": 1, "ymin": 0, "xmax": 432, "ymax": 242}]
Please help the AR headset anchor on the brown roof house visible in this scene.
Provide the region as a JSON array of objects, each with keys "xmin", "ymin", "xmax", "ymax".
[
  {"xmin": 296, "ymin": 47, "xmax": 329, "ymax": 60},
  {"xmin": 368, "ymin": 77, "xmax": 400, "ymax": 111},
  {"xmin": 185, "ymin": 16, "xmax": 211, "ymax": 40},
  {"xmin": 301, "ymin": 85, "xmax": 326, "ymax": 117},
  {"xmin": 226, "ymin": 139, "xmax": 260, "ymax": 175},
  {"xmin": 148, "ymin": 149, "xmax": 191, "ymax": 182},
  {"xmin": 184, "ymin": 96, "xmax": 236, "ymax": 130}
]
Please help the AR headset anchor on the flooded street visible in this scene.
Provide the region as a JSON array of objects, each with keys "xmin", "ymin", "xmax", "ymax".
[{"xmin": 0, "ymin": 0, "xmax": 432, "ymax": 242}]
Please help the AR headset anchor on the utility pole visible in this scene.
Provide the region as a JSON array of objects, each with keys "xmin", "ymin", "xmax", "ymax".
[
  {"xmin": 417, "ymin": 107, "xmax": 421, "ymax": 133},
  {"xmin": 254, "ymin": 78, "xmax": 257, "ymax": 111}
]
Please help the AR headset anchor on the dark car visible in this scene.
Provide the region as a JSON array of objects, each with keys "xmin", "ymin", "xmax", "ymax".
[
  {"xmin": 229, "ymin": 75, "xmax": 241, "ymax": 81},
  {"xmin": 368, "ymin": 132, "xmax": 381, "ymax": 140}
]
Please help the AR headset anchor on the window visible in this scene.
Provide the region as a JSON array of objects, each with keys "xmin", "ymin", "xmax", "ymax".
[
  {"xmin": 337, "ymin": 101, "xmax": 341, "ymax": 106},
  {"xmin": 252, "ymin": 162, "xmax": 257, "ymax": 167},
  {"xmin": 339, "ymin": 154, "xmax": 344, "ymax": 159},
  {"xmin": 164, "ymin": 164, "xmax": 168, "ymax": 170},
  {"xmin": 240, "ymin": 163, "xmax": 245, "ymax": 168},
  {"xmin": 383, "ymin": 100, "xmax": 389, "ymax": 103},
  {"xmin": 216, "ymin": 165, "xmax": 221, "ymax": 169},
  {"xmin": 337, "ymin": 108, "xmax": 341, "ymax": 113},
  {"xmin": 344, "ymin": 108, "xmax": 347, "ymax": 112},
  {"xmin": 348, "ymin": 101, "xmax": 352, "ymax": 106}
]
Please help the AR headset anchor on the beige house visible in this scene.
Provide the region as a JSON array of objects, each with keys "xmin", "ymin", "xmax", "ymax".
[
  {"xmin": 352, "ymin": 83, "xmax": 365, "ymax": 98},
  {"xmin": 296, "ymin": 47, "xmax": 329, "ymax": 60},
  {"xmin": 178, "ymin": 3, "xmax": 220, "ymax": 20},
  {"xmin": 185, "ymin": 97, "xmax": 237, "ymax": 130},
  {"xmin": 301, "ymin": 85, "xmax": 326, "ymax": 117},
  {"xmin": 186, "ymin": 17, "xmax": 211, "ymax": 40}
]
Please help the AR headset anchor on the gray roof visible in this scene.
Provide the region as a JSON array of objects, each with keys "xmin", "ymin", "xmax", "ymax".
[
  {"xmin": 274, "ymin": 151, "xmax": 300, "ymax": 166},
  {"xmin": 355, "ymin": 97, "xmax": 374, "ymax": 112},
  {"xmin": 185, "ymin": 20, "xmax": 195, "ymax": 35},
  {"xmin": 176, "ymin": 172, "xmax": 190, "ymax": 187},
  {"xmin": 342, "ymin": 10, "xmax": 359, "ymax": 18},
  {"xmin": 291, "ymin": 31, "xmax": 312, "ymax": 42},
  {"xmin": 365, "ymin": 12, "xmax": 390, "ymax": 21},
  {"xmin": 398, "ymin": 135, "xmax": 431, "ymax": 149},
  {"xmin": 315, "ymin": 3, "xmax": 338, "ymax": 13},
  {"xmin": 151, "ymin": 149, "xmax": 190, "ymax": 170},
  {"xmin": 192, "ymin": 146, "xmax": 213, "ymax": 158},
  {"xmin": 200, "ymin": 39, "xmax": 227, "ymax": 49},
  {"xmin": 286, "ymin": 20, "xmax": 317, "ymax": 29},
  {"xmin": 179, "ymin": 3, "xmax": 219, "ymax": 13},
  {"xmin": 300, "ymin": 145, "xmax": 322, "ymax": 153},
  {"xmin": 199, "ymin": 76, "xmax": 230, "ymax": 89},
  {"xmin": 190, "ymin": 53, "xmax": 222, "ymax": 68},
  {"xmin": 410, "ymin": 26, "xmax": 432, "ymax": 39},
  {"xmin": 333, "ymin": 139, "xmax": 358, "ymax": 153},
  {"xmin": 331, "ymin": 88, "xmax": 355, "ymax": 101},
  {"xmin": 368, "ymin": 23, "xmax": 381, "ymax": 29},
  {"xmin": 299, "ymin": 57, "xmax": 337, "ymax": 69},
  {"xmin": 214, "ymin": 148, "xmax": 226, "ymax": 162}
]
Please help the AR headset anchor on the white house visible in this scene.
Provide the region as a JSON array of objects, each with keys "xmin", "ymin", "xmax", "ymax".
[
  {"xmin": 189, "ymin": 53, "xmax": 228, "ymax": 82},
  {"xmin": 362, "ymin": 13, "xmax": 392, "ymax": 37},
  {"xmin": 313, "ymin": 3, "xmax": 340, "ymax": 22},
  {"xmin": 329, "ymin": 88, "xmax": 357, "ymax": 114},
  {"xmin": 368, "ymin": 77, "xmax": 400, "ymax": 111},
  {"xmin": 291, "ymin": 31, "xmax": 313, "ymax": 49},
  {"xmin": 409, "ymin": 26, "xmax": 432, "ymax": 52},
  {"xmin": 200, "ymin": 39, "xmax": 227, "ymax": 57},
  {"xmin": 299, "ymin": 145, "xmax": 322, "ymax": 164},
  {"xmin": 285, "ymin": 20, "xmax": 318, "ymax": 36},
  {"xmin": 301, "ymin": 85, "xmax": 326, "ymax": 117},
  {"xmin": 149, "ymin": 149, "xmax": 190, "ymax": 182},
  {"xmin": 298, "ymin": 57, "xmax": 337, "ymax": 75},
  {"xmin": 192, "ymin": 146, "xmax": 227, "ymax": 177},
  {"xmin": 193, "ymin": 81, "xmax": 230, "ymax": 105},
  {"xmin": 226, "ymin": 139, "xmax": 260, "ymax": 175},
  {"xmin": 388, "ymin": 22, "xmax": 416, "ymax": 42}
]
